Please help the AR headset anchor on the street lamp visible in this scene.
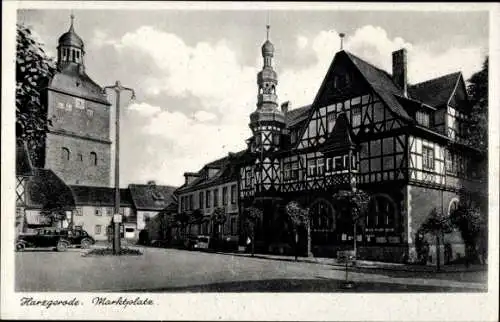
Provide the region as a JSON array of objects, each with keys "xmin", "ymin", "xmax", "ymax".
[{"xmin": 102, "ymin": 81, "xmax": 135, "ymax": 255}]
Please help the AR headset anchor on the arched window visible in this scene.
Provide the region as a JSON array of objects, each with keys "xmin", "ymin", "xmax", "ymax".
[
  {"xmin": 90, "ymin": 152, "xmax": 97, "ymax": 166},
  {"xmin": 61, "ymin": 147, "xmax": 70, "ymax": 161},
  {"xmin": 310, "ymin": 199, "xmax": 335, "ymax": 232},
  {"xmin": 448, "ymin": 198, "xmax": 460, "ymax": 216},
  {"xmin": 366, "ymin": 194, "xmax": 396, "ymax": 228}
]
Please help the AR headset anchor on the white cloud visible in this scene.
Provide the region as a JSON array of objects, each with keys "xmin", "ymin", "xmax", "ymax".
[
  {"xmin": 128, "ymin": 102, "xmax": 161, "ymax": 116},
  {"xmin": 296, "ymin": 35, "xmax": 308, "ymax": 49},
  {"xmin": 194, "ymin": 110, "xmax": 217, "ymax": 122}
]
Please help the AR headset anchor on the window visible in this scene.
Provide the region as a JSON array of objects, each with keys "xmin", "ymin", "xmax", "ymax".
[
  {"xmin": 222, "ymin": 187, "xmax": 228, "ymax": 205},
  {"xmin": 75, "ymin": 98, "xmax": 85, "ymax": 109},
  {"xmin": 57, "ymin": 102, "xmax": 65, "ymax": 109},
  {"xmin": 95, "ymin": 208, "xmax": 102, "ymax": 216},
  {"xmin": 352, "ymin": 153, "xmax": 358, "ymax": 170},
  {"xmin": 77, "ymin": 153, "xmax": 83, "ymax": 162},
  {"xmin": 273, "ymin": 133, "xmax": 280, "ymax": 146},
  {"xmin": 317, "ymin": 158, "xmax": 325, "ymax": 175},
  {"xmin": 65, "ymin": 103, "xmax": 73, "ymax": 111},
  {"xmin": 75, "ymin": 207, "xmax": 83, "ymax": 216},
  {"xmin": 284, "ymin": 162, "xmax": 291, "ymax": 180},
  {"xmin": 448, "ymin": 199, "xmax": 460, "ymax": 217},
  {"xmin": 213, "ymin": 189, "xmax": 219, "ymax": 207},
  {"xmin": 245, "ymin": 169, "xmax": 252, "ymax": 186},
  {"xmin": 86, "ymin": 108, "xmax": 94, "ymax": 118},
  {"xmin": 206, "ymin": 190, "xmax": 211, "ymax": 208},
  {"xmin": 327, "ymin": 112, "xmax": 337, "ymax": 132},
  {"xmin": 199, "ymin": 191, "xmax": 204, "ymax": 209},
  {"xmin": 422, "ymin": 146, "xmax": 434, "ymax": 170},
  {"xmin": 106, "ymin": 208, "xmax": 113, "ymax": 216},
  {"xmin": 446, "ymin": 150, "xmax": 454, "ymax": 173},
  {"xmin": 61, "ymin": 147, "xmax": 70, "ymax": 161},
  {"xmin": 95, "ymin": 225, "xmax": 102, "ymax": 235},
  {"xmin": 333, "ymin": 156, "xmax": 344, "ymax": 171},
  {"xmin": 366, "ymin": 195, "xmax": 395, "ymax": 229},
  {"xmin": 352, "ymin": 106, "xmax": 361, "ymax": 127},
  {"xmin": 90, "ymin": 152, "xmax": 98, "ymax": 166},
  {"xmin": 291, "ymin": 161, "xmax": 299, "ymax": 179},
  {"xmin": 189, "ymin": 195, "xmax": 194, "ymax": 210},
  {"xmin": 416, "ymin": 111, "xmax": 430, "ymax": 127},
  {"xmin": 307, "ymin": 159, "xmax": 316, "ymax": 177},
  {"xmin": 230, "ymin": 185, "xmax": 236, "ymax": 204}
]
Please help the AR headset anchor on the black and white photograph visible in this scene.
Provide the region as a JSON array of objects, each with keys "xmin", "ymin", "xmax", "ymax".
[{"xmin": 2, "ymin": 1, "xmax": 499, "ymax": 321}]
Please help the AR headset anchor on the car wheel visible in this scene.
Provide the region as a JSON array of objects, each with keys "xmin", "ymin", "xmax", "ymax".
[
  {"xmin": 80, "ymin": 238, "xmax": 92, "ymax": 249},
  {"xmin": 56, "ymin": 241, "xmax": 69, "ymax": 252},
  {"xmin": 16, "ymin": 242, "xmax": 25, "ymax": 252}
]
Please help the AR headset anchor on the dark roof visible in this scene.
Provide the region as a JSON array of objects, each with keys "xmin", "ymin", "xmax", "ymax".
[
  {"xmin": 320, "ymin": 113, "xmax": 356, "ymax": 153},
  {"xmin": 344, "ymin": 51, "xmax": 411, "ymax": 121},
  {"xmin": 69, "ymin": 185, "xmax": 133, "ymax": 207},
  {"xmin": 26, "ymin": 168, "xmax": 75, "ymax": 210},
  {"xmin": 286, "ymin": 105, "xmax": 312, "ymax": 128},
  {"xmin": 16, "ymin": 141, "xmax": 33, "ymax": 176},
  {"xmin": 129, "ymin": 183, "xmax": 177, "ymax": 211},
  {"xmin": 176, "ymin": 150, "xmax": 246, "ymax": 193},
  {"xmin": 58, "ymin": 23, "xmax": 84, "ymax": 48},
  {"xmin": 408, "ymin": 72, "xmax": 461, "ymax": 108},
  {"xmin": 48, "ymin": 63, "xmax": 110, "ymax": 105}
]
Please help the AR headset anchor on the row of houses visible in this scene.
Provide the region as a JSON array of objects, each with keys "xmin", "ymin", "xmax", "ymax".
[{"xmin": 16, "ymin": 142, "xmax": 177, "ymax": 242}]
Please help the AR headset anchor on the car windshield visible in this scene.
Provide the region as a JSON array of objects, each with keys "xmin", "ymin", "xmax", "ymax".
[{"xmin": 198, "ymin": 237, "xmax": 209, "ymax": 243}]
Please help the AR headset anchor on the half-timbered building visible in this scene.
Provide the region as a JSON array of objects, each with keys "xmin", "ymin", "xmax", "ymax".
[{"xmin": 237, "ymin": 29, "xmax": 485, "ymax": 263}]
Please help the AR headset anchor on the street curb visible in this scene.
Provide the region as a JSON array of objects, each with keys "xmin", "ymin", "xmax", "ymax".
[{"xmin": 212, "ymin": 251, "xmax": 487, "ymax": 273}]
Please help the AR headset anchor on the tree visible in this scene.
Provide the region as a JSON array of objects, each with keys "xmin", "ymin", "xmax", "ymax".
[
  {"xmin": 16, "ymin": 24, "xmax": 56, "ymax": 166},
  {"xmin": 466, "ymin": 56, "xmax": 488, "ymax": 152},
  {"xmin": 243, "ymin": 206, "xmax": 263, "ymax": 257},
  {"xmin": 450, "ymin": 198, "xmax": 487, "ymax": 266},
  {"xmin": 420, "ymin": 208, "xmax": 453, "ymax": 271},
  {"xmin": 332, "ymin": 189, "xmax": 370, "ymax": 258},
  {"xmin": 285, "ymin": 201, "xmax": 311, "ymax": 261},
  {"xmin": 211, "ymin": 207, "xmax": 227, "ymax": 242}
]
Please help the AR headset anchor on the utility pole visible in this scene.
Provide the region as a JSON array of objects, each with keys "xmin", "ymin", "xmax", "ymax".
[{"xmin": 103, "ymin": 81, "xmax": 135, "ymax": 255}]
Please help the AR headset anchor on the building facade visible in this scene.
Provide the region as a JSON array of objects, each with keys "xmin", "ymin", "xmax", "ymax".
[
  {"xmin": 70, "ymin": 185, "xmax": 135, "ymax": 241},
  {"xmin": 43, "ymin": 16, "xmax": 112, "ymax": 187},
  {"xmin": 193, "ymin": 27, "xmax": 484, "ymax": 264},
  {"xmin": 175, "ymin": 153, "xmax": 242, "ymax": 243}
]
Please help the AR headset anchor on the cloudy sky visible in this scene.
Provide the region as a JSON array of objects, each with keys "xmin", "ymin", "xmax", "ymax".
[{"xmin": 17, "ymin": 6, "xmax": 489, "ymax": 187}]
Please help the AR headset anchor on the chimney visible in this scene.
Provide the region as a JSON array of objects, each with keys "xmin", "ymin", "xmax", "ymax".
[
  {"xmin": 281, "ymin": 101, "xmax": 291, "ymax": 114},
  {"xmin": 392, "ymin": 48, "xmax": 408, "ymax": 97}
]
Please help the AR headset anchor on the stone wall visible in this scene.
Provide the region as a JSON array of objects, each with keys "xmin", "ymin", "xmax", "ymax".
[{"xmin": 44, "ymin": 132, "xmax": 111, "ymax": 187}]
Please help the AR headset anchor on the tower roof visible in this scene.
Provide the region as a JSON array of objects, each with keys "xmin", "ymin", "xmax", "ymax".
[
  {"xmin": 261, "ymin": 25, "xmax": 274, "ymax": 56},
  {"xmin": 58, "ymin": 14, "xmax": 84, "ymax": 49}
]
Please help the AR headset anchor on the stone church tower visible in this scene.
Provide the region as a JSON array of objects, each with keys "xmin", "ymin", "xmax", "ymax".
[{"xmin": 44, "ymin": 15, "xmax": 111, "ymax": 187}]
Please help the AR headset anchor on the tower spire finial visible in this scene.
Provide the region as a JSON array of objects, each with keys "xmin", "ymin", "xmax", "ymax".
[
  {"xmin": 69, "ymin": 12, "xmax": 75, "ymax": 31},
  {"xmin": 266, "ymin": 24, "xmax": 270, "ymax": 41},
  {"xmin": 339, "ymin": 32, "xmax": 345, "ymax": 50}
]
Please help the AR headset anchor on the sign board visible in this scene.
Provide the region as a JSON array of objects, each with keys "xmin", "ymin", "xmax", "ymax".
[{"xmin": 113, "ymin": 214, "xmax": 122, "ymax": 223}]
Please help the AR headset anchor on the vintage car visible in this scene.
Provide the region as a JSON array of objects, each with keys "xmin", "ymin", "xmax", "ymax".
[{"xmin": 16, "ymin": 227, "xmax": 95, "ymax": 252}]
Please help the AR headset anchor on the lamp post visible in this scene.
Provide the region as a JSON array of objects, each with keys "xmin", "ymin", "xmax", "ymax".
[{"xmin": 103, "ymin": 81, "xmax": 135, "ymax": 255}]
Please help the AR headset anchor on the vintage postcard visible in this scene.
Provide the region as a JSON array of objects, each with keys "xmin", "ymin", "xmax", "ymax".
[{"xmin": 2, "ymin": 1, "xmax": 499, "ymax": 321}]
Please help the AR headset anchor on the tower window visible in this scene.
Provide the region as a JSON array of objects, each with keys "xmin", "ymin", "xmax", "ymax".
[
  {"xmin": 90, "ymin": 152, "xmax": 98, "ymax": 166},
  {"xmin": 77, "ymin": 153, "xmax": 83, "ymax": 162},
  {"xmin": 61, "ymin": 147, "xmax": 70, "ymax": 161},
  {"xmin": 86, "ymin": 109, "xmax": 94, "ymax": 118}
]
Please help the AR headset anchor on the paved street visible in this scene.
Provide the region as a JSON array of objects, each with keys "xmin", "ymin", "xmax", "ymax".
[{"xmin": 15, "ymin": 246, "xmax": 487, "ymax": 292}]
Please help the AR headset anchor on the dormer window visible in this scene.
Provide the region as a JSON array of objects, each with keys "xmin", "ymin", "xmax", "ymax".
[
  {"xmin": 152, "ymin": 191, "xmax": 164, "ymax": 201},
  {"xmin": 416, "ymin": 110, "xmax": 430, "ymax": 127}
]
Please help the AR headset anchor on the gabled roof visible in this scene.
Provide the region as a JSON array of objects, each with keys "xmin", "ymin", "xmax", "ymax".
[
  {"xmin": 320, "ymin": 113, "xmax": 357, "ymax": 153},
  {"xmin": 16, "ymin": 141, "xmax": 33, "ymax": 176},
  {"xmin": 344, "ymin": 51, "xmax": 412, "ymax": 121},
  {"xmin": 408, "ymin": 72, "xmax": 462, "ymax": 108},
  {"xmin": 128, "ymin": 183, "xmax": 177, "ymax": 211},
  {"xmin": 26, "ymin": 168, "xmax": 75, "ymax": 210},
  {"xmin": 70, "ymin": 185, "xmax": 133, "ymax": 207}
]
